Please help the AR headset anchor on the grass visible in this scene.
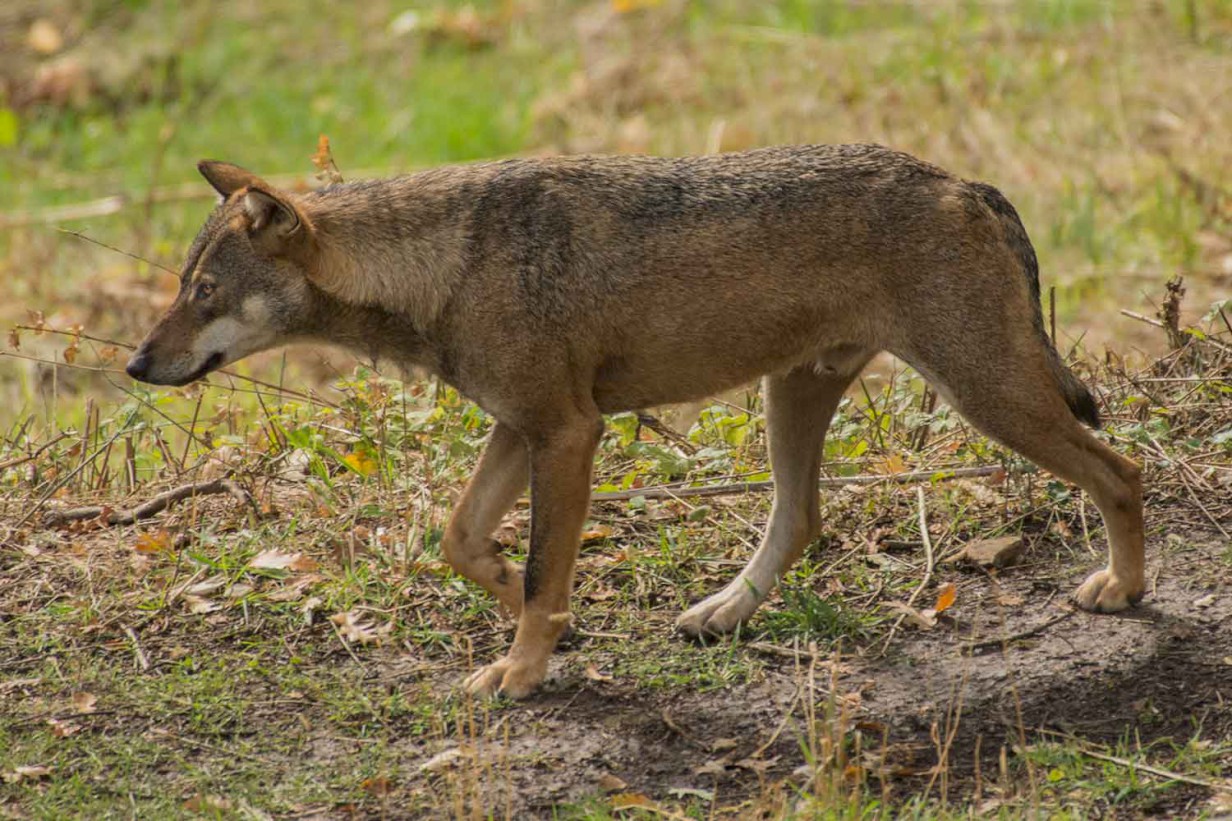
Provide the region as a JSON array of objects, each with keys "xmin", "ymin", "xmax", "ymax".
[{"xmin": 3, "ymin": 0, "xmax": 1232, "ymax": 817}]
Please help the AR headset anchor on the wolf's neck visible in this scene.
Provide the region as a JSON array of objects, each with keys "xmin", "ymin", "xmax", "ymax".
[
  {"xmin": 299, "ymin": 283, "xmax": 439, "ymax": 375},
  {"xmin": 297, "ymin": 174, "xmax": 471, "ymax": 334}
]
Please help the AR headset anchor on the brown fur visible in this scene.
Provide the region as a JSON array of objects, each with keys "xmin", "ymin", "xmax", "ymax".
[{"xmin": 128, "ymin": 145, "xmax": 1145, "ymax": 699}]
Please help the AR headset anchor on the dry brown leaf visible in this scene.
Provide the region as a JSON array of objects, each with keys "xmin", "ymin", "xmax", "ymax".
[
  {"xmin": 693, "ymin": 759, "xmax": 729, "ymax": 777},
  {"xmin": 134, "ymin": 529, "xmax": 172, "ymax": 554},
  {"xmin": 997, "ymin": 592, "xmax": 1025, "ymax": 607},
  {"xmin": 182, "ymin": 794, "xmax": 232, "ymax": 813},
  {"xmin": 249, "ymin": 549, "xmax": 309, "ymax": 571},
  {"xmin": 610, "ymin": 792, "xmax": 656, "ymax": 810},
  {"xmin": 597, "ymin": 772, "xmax": 627, "ymax": 792},
  {"xmin": 267, "ymin": 574, "xmax": 323, "ymax": 602},
  {"xmin": 184, "ymin": 595, "xmax": 221, "ymax": 615},
  {"xmin": 4, "ymin": 765, "xmax": 53, "ymax": 783},
  {"xmin": 580, "ymin": 524, "xmax": 614, "ymax": 542},
  {"xmin": 420, "ymin": 746, "xmax": 469, "ymax": 774},
  {"xmin": 72, "ymin": 692, "xmax": 97, "ymax": 713},
  {"xmin": 361, "ymin": 776, "xmax": 394, "ymax": 796},
  {"xmin": 583, "ymin": 663, "xmax": 613, "ymax": 682},
  {"xmin": 331, "ymin": 611, "xmax": 392, "ymax": 645},
  {"xmin": 184, "ymin": 576, "xmax": 226, "ymax": 596},
  {"xmin": 48, "ymin": 718, "xmax": 81, "ymax": 738}
]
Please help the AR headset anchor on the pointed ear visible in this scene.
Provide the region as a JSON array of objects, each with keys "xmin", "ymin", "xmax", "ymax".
[
  {"xmin": 242, "ymin": 186, "xmax": 309, "ymax": 256},
  {"xmin": 198, "ymin": 160, "xmax": 265, "ymax": 198}
]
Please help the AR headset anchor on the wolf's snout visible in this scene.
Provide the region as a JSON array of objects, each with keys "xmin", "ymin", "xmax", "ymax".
[{"xmin": 125, "ymin": 350, "xmax": 151, "ymax": 381}]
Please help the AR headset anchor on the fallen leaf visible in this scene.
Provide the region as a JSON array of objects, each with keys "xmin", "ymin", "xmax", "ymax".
[
  {"xmin": 184, "ymin": 595, "xmax": 221, "ymax": 615},
  {"xmin": 693, "ymin": 759, "xmax": 729, "ymax": 777},
  {"xmin": 0, "ymin": 678, "xmax": 40, "ymax": 694},
  {"xmin": 47, "ymin": 718, "xmax": 81, "ymax": 738},
  {"xmin": 249, "ymin": 549, "xmax": 316, "ymax": 571},
  {"xmin": 331, "ymin": 611, "xmax": 392, "ymax": 645},
  {"xmin": 72, "ymin": 692, "xmax": 97, "ymax": 713},
  {"xmin": 5, "ymin": 765, "xmax": 53, "ymax": 783},
  {"xmin": 581, "ymin": 524, "xmax": 614, "ymax": 542},
  {"xmin": 735, "ymin": 755, "xmax": 779, "ymax": 774},
  {"xmin": 342, "ymin": 450, "xmax": 378, "ymax": 477},
  {"xmin": 183, "ymin": 576, "xmax": 226, "ymax": 596},
  {"xmin": 134, "ymin": 530, "xmax": 172, "ymax": 554},
  {"xmin": 597, "ymin": 773, "xmax": 627, "ymax": 792},
  {"xmin": 361, "ymin": 776, "xmax": 394, "ymax": 796},
  {"xmin": 301, "ymin": 596, "xmax": 324, "ymax": 625},
  {"xmin": 711, "ymin": 738, "xmax": 738, "ymax": 753},
  {"xmin": 877, "ymin": 453, "xmax": 907, "ymax": 475},
  {"xmin": 584, "ymin": 664, "xmax": 613, "ymax": 682},
  {"xmin": 267, "ymin": 574, "xmax": 323, "ymax": 602},
  {"xmin": 933, "ymin": 583, "xmax": 957, "ymax": 614},
  {"xmin": 610, "ymin": 792, "xmax": 656, "ymax": 810},
  {"xmin": 420, "ymin": 747, "xmax": 469, "ymax": 774},
  {"xmin": 183, "ymin": 794, "xmax": 232, "ymax": 813}
]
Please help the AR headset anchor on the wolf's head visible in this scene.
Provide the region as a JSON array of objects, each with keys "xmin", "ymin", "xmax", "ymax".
[{"xmin": 126, "ymin": 162, "xmax": 317, "ymax": 386}]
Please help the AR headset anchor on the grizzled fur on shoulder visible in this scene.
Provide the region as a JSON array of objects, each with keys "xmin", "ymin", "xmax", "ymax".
[{"xmin": 127, "ymin": 144, "xmax": 1145, "ymax": 701}]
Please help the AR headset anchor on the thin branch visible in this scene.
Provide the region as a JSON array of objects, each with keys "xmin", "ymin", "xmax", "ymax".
[
  {"xmin": 906, "ymin": 485, "xmax": 936, "ymax": 610},
  {"xmin": 591, "ymin": 464, "xmax": 1016, "ymax": 502},
  {"xmin": 56, "ymin": 228, "xmax": 178, "ymax": 275},
  {"xmin": 42, "ymin": 479, "xmax": 253, "ymax": 527},
  {"xmin": 0, "ymin": 432, "xmax": 72, "ymax": 472}
]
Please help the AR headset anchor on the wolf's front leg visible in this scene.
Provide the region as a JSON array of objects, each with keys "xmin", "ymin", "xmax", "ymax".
[
  {"xmin": 441, "ymin": 422, "xmax": 528, "ymax": 614},
  {"xmin": 465, "ymin": 415, "xmax": 604, "ymax": 699}
]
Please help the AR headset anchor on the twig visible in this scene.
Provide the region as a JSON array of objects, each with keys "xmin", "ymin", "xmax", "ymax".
[
  {"xmin": 1121, "ymin": 309, "xmax": 1232, "ymax": 353},
  {"xmin": 330, "ymin": 621, "xmax": 364, "ymax": 667},
  {"xmin": 905, "ymin": 486, "xmax": 936, "ymax": 610},
  {"xmin": 56, "ymin": 228, "xmax": 178, "ymax": 275},
  {"xmin": 591, "ymin": 464, "xmax": 1017, "ymax": 502},
  {"xmin": 636, "ymin": 412, "xmax": 698, "ymax": 454},
  {"xmin": 1038, "ymin": 731, "xmax": 1232, "ymax": 793},
  {"xmin": 42, "ymin": 479, "xmax": 253, "ymax": 527},
  {"xmin": 122, "ymin": 624, "xmax": 151, "ymax": 671},
  {"xmin": 962, "ymin": 611, "xmax": 1074, "ymax": 653},
  {"xmin": 879, "ymin": 487, "xmax": 937, "ymax": 653},
  {"xmin": 0, "ymin": 432, "xmax": 71, "ymax": 472}
]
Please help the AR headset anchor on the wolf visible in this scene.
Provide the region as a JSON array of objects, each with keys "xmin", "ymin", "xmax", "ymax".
[{"xmin": 127, "ymin": 145, "xmax": 1145, "ymax": 698}]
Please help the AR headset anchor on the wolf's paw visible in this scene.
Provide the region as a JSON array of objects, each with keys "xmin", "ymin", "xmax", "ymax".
[
  {"xmin": 676, "ymin": 584, "xmax": 760, "ymax": 639},
  {"xmin": 463, "ymin": 654, "xmax": 546, "ymax": 700},
  {"xmin": 1073, "ymin": 568, "xmax": 1144, "ymax": 613}
]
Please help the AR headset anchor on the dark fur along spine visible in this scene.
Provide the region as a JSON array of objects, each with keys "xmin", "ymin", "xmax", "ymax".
[{"xmin": 969, "ymin": 182, "xmax": 1101, "ymax": 429}]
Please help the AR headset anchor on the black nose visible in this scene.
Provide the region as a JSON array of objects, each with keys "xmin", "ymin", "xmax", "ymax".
[{"xmin": 126, "ymin": 351, "xmax": 150, "ymax": 380}]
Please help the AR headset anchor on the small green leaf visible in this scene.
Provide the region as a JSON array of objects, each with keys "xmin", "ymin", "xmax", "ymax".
[{"xmin": 0, "ymin": 108, "xmax": 17, "ymax": 148}]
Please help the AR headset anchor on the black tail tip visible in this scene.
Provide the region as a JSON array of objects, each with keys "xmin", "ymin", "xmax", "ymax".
[{"xmin": 1070, "ymin": 386, "xmax": 1101, "ymax": 429}]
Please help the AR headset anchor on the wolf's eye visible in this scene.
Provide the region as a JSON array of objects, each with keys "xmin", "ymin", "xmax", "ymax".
[{"xmin": 195, "ymin": 282, "xmax": 215, "ymax": 300}]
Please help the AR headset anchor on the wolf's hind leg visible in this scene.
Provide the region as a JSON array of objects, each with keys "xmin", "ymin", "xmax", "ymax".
[
  {"xmin": 677, "ymin": 359, "xmax": 869, "ymax": 638},
  {"xmin": 901, "ymin": 342, "xmax": 1144, "ymax": 612},
  {"xmin": 441, "ymin": 422, "xmax": 529, "ymax": 615}
]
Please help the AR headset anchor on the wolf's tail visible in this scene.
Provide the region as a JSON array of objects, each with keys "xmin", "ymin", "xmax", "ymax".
[{"xmin": 969, "ymin": 182, "xmax": 1101, "ymax": 429}]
